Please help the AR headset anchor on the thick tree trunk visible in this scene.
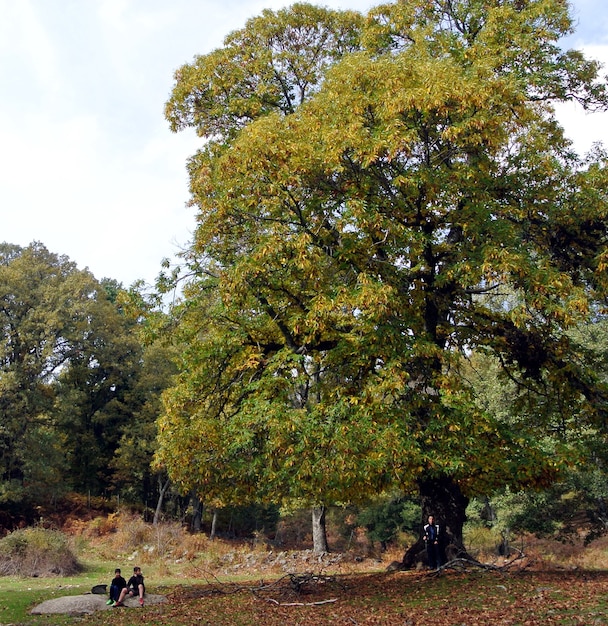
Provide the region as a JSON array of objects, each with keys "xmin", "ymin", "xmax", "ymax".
[
  {"xmin": 401, "ymin": 475, "xmax": 470, "ymax": 569},
  {"xmin": 312, "ymin": 505, "xmax": 329, "ymax": 554},
  {"xmin": 191, "ymin": 496, "xmax": 203, "ymax": 532}
]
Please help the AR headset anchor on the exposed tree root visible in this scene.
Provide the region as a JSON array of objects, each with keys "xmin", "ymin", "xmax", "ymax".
[{"xmin": 427, "ymin": 548, "xmax": 530, "ymax": 576}]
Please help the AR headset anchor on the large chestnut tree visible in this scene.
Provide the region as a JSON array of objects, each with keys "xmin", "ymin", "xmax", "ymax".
[{"xmin": 157, "ymin": 0, "xmax": 608, "ymax": 560}]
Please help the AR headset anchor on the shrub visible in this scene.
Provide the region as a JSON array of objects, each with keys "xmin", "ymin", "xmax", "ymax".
[
  {"xmin": 212, "ymin": 503, "xmax": 280, "ymax": 538},
  {"xmin": 0, "ymin": 527, "xmax": 81, "ymax": 576},
  {"xmin": 357, "ymin": 496, "xmax": 421, "ymax": 550}
]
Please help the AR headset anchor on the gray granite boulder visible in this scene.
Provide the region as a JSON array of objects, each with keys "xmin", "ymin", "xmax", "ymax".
[{"xmin": 31, "ymin": 592, "xmax": 166, "ymax": 615}]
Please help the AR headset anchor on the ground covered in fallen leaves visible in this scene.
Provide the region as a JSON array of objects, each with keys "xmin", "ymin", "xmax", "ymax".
[{"xmin": 82, "ymin": 567, "xmax": 608, "ymax": 625}]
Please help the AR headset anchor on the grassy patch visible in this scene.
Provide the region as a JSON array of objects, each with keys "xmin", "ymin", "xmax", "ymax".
[
  {"xmin": 0, "ymin": 588, "xmax": 77, "ymax": 626},
  {"xmin": 0, "ymin": 566, "xmax": 101, "ymax": 624}
]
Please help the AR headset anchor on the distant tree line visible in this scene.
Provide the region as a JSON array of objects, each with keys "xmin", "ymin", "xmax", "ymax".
[{"xmin": 0, "ymin": 242, "xmax": 176, "ymax": 525}]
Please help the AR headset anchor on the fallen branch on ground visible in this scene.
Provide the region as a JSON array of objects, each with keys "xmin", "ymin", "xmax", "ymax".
[
  {"xmin": 173, "ymin": 569, "xmax": 341, "ymax": 600},
  {"xmin": 265, "ymin": 597, "xmax": 338, "ymax": 606}
]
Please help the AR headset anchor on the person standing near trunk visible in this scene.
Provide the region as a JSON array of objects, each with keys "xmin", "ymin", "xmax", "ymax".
[{"xmin": 423, "ymin": 515, "xmax": 442, "ymax": 570}]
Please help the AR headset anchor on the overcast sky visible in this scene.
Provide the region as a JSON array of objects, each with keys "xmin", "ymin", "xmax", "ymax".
[{"xmin": 1, "ymin": 0, "xmax": 607, "ymax": 287}]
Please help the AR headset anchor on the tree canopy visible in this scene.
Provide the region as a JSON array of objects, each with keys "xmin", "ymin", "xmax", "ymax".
[
  {"xmin": 156, "ymin": 0, "xmax": 608, "ymax": 554},
  {"xmin": 0, "ymin": 243, "xmax": 127, "ymax": 503},
  {"xmin": 0, "ymin": 242, "xmax": 176, "ymax": 518}
]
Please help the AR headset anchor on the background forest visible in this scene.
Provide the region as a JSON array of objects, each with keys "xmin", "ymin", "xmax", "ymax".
[{"xmin": 2, "ymin": 0, "xmax": 608, "ymax": 568}]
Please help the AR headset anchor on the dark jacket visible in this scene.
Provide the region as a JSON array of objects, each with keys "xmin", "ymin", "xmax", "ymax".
[
  {"xmin": 423, "ymin": 523, "xmax": 440, "ymax": 543},
  {"xmin": 110, "ymin": 575, "xmax": 126, "ymax": 590},
  {"xmin": 127, "ymin": 573, "xmax": 145, "ymax": 593}
]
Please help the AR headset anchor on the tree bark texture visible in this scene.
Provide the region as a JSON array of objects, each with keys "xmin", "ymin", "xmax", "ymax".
[
  {"xmin": 312, "ymin": 505, "xmax": 329, "ymax": 554},
  {"xmin": 191, "ymin": 496, "xmax": 203, "ymax": 532}
]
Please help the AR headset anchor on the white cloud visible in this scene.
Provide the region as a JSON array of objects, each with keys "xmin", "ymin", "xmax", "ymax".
[
  {"xmin": 566, "ymin": 0, "xmax": 608, "ymax": 46},
  {"xmin": 554, "ymin": 44, "xmax": 608, "ymax": 155},
  {"xmin": 0, "ymin": 0, "xmax": 61, "ymax": 98},
  {"xmin": 0, "ymin": 112, "xmax": 102, "ymax": 226}
]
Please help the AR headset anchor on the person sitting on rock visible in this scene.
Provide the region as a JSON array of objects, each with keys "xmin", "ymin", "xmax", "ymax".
[
  {"xmin": 107, "ymin": 568, "xmax": 127, "ymax": 605},
  {"xmin": 113, "ymin": 566, "xmax": 145, "ymax": 607}
]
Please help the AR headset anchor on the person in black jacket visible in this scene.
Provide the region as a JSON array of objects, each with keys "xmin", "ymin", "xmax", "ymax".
[
  {"xmin": 107, "ymin": 568, "xmax": 127, "ymax": 605},
  {"xmin": 423, "ymin": 515, "xmax": 442, "ymax": 570},
  {"xmin": 113, "ymin": 566, "xmax": 145, "ymax": 606}
]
